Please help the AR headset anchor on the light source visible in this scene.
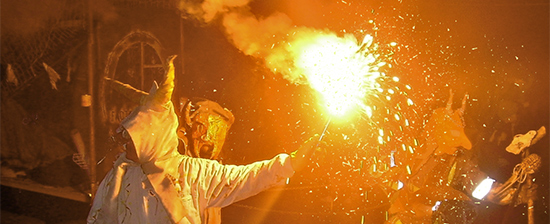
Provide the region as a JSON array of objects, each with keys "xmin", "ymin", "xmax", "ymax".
[{"xmin": 472, "ymin": 177, "xmax": 495, "ymax": 200}]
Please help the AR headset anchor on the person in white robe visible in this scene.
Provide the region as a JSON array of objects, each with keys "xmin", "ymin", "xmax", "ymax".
[
  {"xmin": 87, "ymin": 55, "xmax": 319, "ymax": 224},
  {"xmin": 177, "ymin": 96, "xmax": 237, "ymax": 224}
]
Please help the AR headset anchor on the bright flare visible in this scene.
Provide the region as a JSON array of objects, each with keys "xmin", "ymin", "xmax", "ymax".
[{"xmin": 294, "ymin": 33, "xmax": 385, "ymax": 117}]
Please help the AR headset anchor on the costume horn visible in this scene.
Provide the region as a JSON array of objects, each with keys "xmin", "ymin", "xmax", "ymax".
[
  {"xmin": 104, "ymin": 77, "xmax": 149, "ymax": 104},
  {"xmin": 182, "ymin": 99, "xmax": 194, "ymax": 129},
  {"xmin": 459, "ymin": 93, "xmax": 468, "ymax": 116},
  {"xmin": 445, "ymin": 89, "xmax": 454, "ymax": 115},
  {"xmin": 152, "ymin": 55, "xmax": 177, "ymax": 109}
]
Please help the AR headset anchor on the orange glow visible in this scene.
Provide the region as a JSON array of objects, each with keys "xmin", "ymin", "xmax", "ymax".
[
  {"xmin": 296, "ymin": 33, "xmax": 384, "ymax": 117},
  {"xmin": 267, "ymin": 31, "xmax": 388, "ymax": 118}
]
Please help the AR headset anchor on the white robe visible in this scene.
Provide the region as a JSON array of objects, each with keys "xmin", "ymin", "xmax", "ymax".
[
  {"xmin": 87, "ymin": 152, "xmax": 293, "ymax": 224},
  {"xmin": 87, "ymin": 95, "xmax": 295, "ymax": 224}
]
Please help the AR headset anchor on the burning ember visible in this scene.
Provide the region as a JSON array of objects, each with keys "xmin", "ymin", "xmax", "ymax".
[
  {"xmin": 267, "ymin": 31, "xmax": 397, "ymax": 120},
  {"xmin": 266, "ymin": 29, "xmax": 423, "ymax": 181},
  {"xmin": 296, "ymin": 34, "xmax": 385, "ymax": 117}
]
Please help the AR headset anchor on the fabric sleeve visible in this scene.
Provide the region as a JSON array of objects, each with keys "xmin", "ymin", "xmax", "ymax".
[{"xmin": 180, "ymin": 153, "xmax": 295, "ymax": 210}]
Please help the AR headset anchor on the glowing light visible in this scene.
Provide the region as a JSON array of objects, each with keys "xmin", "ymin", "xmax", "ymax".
[
  {"xmin": 408, "ymin": 146, "xmax": 414, "ymax": 154},
  {"xmin": 294, "ymin": 33, "xmax": 385, "ymax": 117},
  {"xmin": 406, "ymin": 98, "xmax": 414, "ymax": 106},
  {"xmin": 472, "ymin": 177, "xmax": 495, "ymax": 199},
  {"xmin": 365, "ymin": 106, "xmax": 373, "ymax": 118},
  {"xmin": 432, "ymin": 201, "xmax": 441, "ymax": 211}
]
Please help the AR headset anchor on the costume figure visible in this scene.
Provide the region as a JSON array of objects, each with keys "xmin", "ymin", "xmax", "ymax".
[
  {"xmin": 386, "ymin": 90, "xmax": 543, "ymax": 224},
  {"xmin": 386, "ymin": 91, "xmax": 477, "ymax": 224},
  {"xmin": 87, "ymin": 56, "xmax": 317, "ymax": 224},
  {"xmin": 176, "ymin": 97, "xmax": 236, "ymax": 224}
]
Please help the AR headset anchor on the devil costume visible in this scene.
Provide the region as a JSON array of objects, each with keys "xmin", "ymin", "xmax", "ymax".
[{"xmin": 87, "ymin": 56, "xmax": 295, "ymax": 224}]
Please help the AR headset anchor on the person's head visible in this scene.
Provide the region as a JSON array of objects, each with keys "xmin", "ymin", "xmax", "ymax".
[
  {"xmin": 177, "ymin": 97, "xmax": 234, "ymax": 160},
  {"xmin": 425, "ymin": 90, "xmax": 472, "ymax": 155}
]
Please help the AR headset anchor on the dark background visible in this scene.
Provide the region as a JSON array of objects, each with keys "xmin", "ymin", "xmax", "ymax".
[{"xmin": 1, "ymin": 0, "xmax": 548, "ymax": 223}]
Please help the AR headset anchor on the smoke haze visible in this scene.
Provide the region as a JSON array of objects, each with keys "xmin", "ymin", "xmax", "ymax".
[{"xmin": 177, "ymin": 0, "xmax": 362, "ymax": 86}]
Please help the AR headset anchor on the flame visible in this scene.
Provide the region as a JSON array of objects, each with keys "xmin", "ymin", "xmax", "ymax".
[
  {"xmin": 285, "ymin": 32, "xmax": 386, "ymax": 118},
  {"xmin": 177, "ymin": 0, "xmax": 391, "ymax": 119}
]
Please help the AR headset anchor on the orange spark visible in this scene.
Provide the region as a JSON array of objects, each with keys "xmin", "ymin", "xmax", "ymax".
[{"xmin": 288, "ymin": 32, "xmax": 387, "ymax": 118}]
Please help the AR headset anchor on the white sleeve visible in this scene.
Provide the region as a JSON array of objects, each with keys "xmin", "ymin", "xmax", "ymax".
[{"xmin": 181, "ymin": 154, "xmax": 295, "ymax": 210}]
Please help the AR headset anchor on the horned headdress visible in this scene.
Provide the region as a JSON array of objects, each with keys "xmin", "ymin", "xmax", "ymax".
[
  {"xmin": 106, "ymin": 55, "xmax": 180, "ymax": 164},
  {"xmin": 102, "ymin": 55, "xmax": 196, "ymax": 223},
  {"xmin": 178, "ymin": 97, "xmax": 235, "ymax": 159},
  {"xmin": 425, "ymin": 89, "xmax": 472, "ymax": 155}
]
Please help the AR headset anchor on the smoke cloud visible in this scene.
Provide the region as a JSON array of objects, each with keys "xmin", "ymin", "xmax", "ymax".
[
  {"xmin": 177, "ymin": 0, "xmax": 350, "ymax": 85},
  {"xmin": 177, "ymin": 0, "xmax": 253, "ymax": 24}
]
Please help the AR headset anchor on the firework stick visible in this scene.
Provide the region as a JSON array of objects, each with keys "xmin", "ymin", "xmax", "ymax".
[{"xmin": 317, "ymin": 118, "xmax": 332, "ymax": 147}]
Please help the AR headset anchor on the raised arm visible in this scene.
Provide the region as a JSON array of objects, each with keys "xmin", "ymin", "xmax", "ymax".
[{"xmin": 180, "ymin": 154, "xmax": 294, "ymax": 209}]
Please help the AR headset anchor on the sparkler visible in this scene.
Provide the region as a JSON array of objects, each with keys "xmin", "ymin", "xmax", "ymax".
[
  {"xmin": 270, "ymin": 30, "xmax": 419, "ymax": 182},
  {"xmin": 297, "ymin": 35, "xmax": 384, "ymax": 117},
  {"xmin": 317, "ymin": 117, "xmax": 332, "ymax": 146},
  {"xmin": 298, "ymin": 33, "xmax": 389, "ymax": 145},
  {"xmin": 300, "ymin": 33, "xmax": 386, "ymax": 117}
]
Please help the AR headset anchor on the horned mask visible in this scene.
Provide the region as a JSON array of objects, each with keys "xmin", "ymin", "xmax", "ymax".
[
  {"xmin": 178, "ymin": 98, "xmax": 235, "ymax": 160},
  {"xmin": 426, "ymin": 90, "xmax": 472, "ymax": 155}
]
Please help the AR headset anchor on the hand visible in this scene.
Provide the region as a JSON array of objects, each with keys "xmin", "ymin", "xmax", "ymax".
[{"xmin": 290, "ymin": 134, "xmax": 324, "ymax": 172}]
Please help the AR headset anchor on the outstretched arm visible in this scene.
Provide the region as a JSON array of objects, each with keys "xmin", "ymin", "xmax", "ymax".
[
  {"xmin": 181, "ymin": 154, "xmax": 294, "ymax": 210},
  {"xmin": 180, "ymin": 135, "xmax": 324, "ymax": 214}
]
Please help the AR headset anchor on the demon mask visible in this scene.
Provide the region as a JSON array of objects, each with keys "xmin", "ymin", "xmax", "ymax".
[{"xmin": 177, "ymin": 98, "xmax": 234, "ymax": 160}]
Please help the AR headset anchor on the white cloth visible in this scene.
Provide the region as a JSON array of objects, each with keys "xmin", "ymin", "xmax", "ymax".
[
  {"xmin": 87, "ymin": 153, "xmax": 173, "ymax": 223},
  {"xmin": 87, "ymin": 152, "xmax": 294, "ymax": 224},
  {"xmin": 87, "ymin": 92, "xmax": 295, "ymax": 224}
]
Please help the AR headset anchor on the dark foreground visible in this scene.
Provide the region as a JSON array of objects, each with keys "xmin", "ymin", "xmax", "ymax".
[{"xmin": 1, "ymin": 186, "xmax": 89, "ymax": 224}]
